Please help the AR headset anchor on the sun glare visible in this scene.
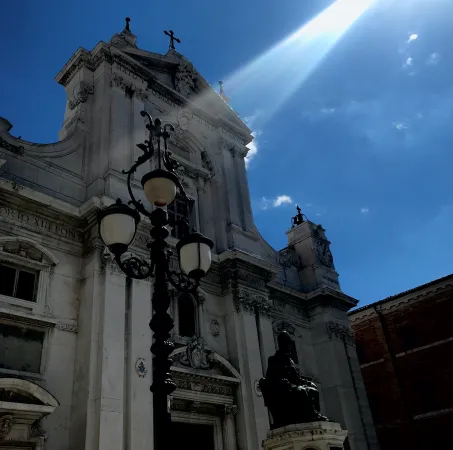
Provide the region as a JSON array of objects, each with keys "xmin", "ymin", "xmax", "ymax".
[{"xmin": 215, "ymin": 0, "xmax": 377, "ymax": 127}]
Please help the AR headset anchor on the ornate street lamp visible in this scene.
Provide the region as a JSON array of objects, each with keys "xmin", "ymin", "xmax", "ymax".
[{"xmin": 97, "ymin": 111, "xmax": 213, "ymax": 450}]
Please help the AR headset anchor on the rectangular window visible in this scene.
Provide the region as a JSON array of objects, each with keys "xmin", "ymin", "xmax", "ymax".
[
  {"xmin": 167, "ymin": 196, "xmax": 192, "ymax": 239},
  {"xmin": 0, "ymin": 263, "xmax": 38, "ymax": 302},
  {"xmin": 0, "ymin": 323, "xmax": 44, "ymax": 373}
]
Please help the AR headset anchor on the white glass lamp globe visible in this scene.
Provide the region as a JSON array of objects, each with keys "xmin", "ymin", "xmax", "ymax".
[
  {"xmin": 141, "ymin": 169, "xmax": 179, "ymax": 207},
  {"xmin": 176, "ymin": 230, "xmax": 214, "ymax": 280},
  {"xmin": 98, "ymin": 199, "xmax": 140, "ymax": 256}
]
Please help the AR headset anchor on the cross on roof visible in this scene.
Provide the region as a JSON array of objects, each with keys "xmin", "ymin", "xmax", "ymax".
[{"xmin": 164, "ymin": 30, "xmax": 181, "ymax": 50}]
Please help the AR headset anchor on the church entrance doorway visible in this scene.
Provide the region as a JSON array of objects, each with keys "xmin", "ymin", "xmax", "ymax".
[{"xmin": 172, "ymin": 422, "xmax": 215, "ymax": 450}]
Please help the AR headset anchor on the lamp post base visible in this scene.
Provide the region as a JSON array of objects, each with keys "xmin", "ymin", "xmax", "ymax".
[{"xmin": 263, "ymin": 421, "xmax": 348, "ymax": 450}]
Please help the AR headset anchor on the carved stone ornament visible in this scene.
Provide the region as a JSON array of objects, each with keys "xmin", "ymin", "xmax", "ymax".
[
  {"xmin": 210, "ymin": 319, "xmax": 220, "ymax": 337},
  {"xmin": 177, "ymin": 109, "xmax": 192, "ymax": 130},
  {"xmin": 326, "ymin": 321, "xmax": 354, "ymax": 345},
  {"xmin": 315, "ymin": 238, "xmax": 334, "ymax": 269},
  {"xmin": 236, "ymin": 270, "xmax": 266, "ymax": 290},
  {"xmin": 135, "ymin": 358, "xmax": 147, "ymax": 378},
  {"xmin": 0, "ymin": 137, "xmax": 24, "ymax": 155},
  {"xmin": 201, "ymin": 149, "xmax": 215, "ymax": 173},
  {"xmin": 0, "ymin": 414, "xmax": 13, "ymax": 440},
  {"xmin": 179, "ymin": 337, "xmax": 212, "ymax": 370},
  {"xmin": 224, "ymin": 404, "xmax": 238, "ymax": 416},
  {"xmin": 30, "ymin": 419, "xmax": 47, "ymax": 440},
  {"xmin": 234, "ymin": 288, "xmax": 272, "ymax": 317},
  {"xmin": 56, "ymin": 322, "xmax": 78, "ymax": 333},
  {"xmin": 68, "ymin": 81, "xmax": 94, "ymax": 110},
  {"xmin": 174, "ymin": 60, "xmax": 198, "ymax": 98},
  {"xmin": 173, "ymin": 378, "xmax": 233, "ymax": 397},
  {"xmin": 278, "ymin": 247, "xmax": 302, "ymax": 269},
  {"xmin": 111, "ymin": 73, "xmax": 147, "ymax": 101}
]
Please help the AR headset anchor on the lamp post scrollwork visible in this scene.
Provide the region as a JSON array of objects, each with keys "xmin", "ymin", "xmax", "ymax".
[{"xmin": 97, "ymin": 111, "xmax": 214, "ymax": 450}]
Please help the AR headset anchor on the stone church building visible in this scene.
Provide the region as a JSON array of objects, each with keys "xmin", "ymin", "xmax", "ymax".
[{"xmin": 0, "ymin": 20, "xmax": 378, "ymax": 450}]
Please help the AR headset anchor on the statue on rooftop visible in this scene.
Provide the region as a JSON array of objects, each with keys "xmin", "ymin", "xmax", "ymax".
[{"xmin": 259, "ymin": 331, "xmax": 329, "ymax": 429}]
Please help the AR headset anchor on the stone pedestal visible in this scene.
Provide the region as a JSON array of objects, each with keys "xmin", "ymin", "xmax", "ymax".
[{"xmin": 262, "ymin": 422, "xmax": 347, "ymax": 450}]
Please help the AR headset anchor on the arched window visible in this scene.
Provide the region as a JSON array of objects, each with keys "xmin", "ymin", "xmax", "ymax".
[{"xmin": 178, "ymin": 293, "xmax": 197, "ymax": 338}]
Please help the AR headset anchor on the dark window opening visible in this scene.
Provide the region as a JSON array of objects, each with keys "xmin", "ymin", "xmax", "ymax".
[
  {"xmin": 0, "ymin": 323, "xmax": 44, "ymax": 373},
  {"xmin": 0, "ymin": 263, "xmax": 38, "ymax": 302},
  {"xmin": 168, "ymin": 196, "xmax": 192, "ymax": 239},
  {"xmin": 178, "ymin": 293, "xmax": 197, "ymax": 338},
  {"xmin": 355, "ymin": 341, "xmax": 365, "ymax": 362}
]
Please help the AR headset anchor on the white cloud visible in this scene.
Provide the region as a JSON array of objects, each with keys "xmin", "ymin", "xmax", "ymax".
[
  {"xmin": 306, "ymin": 203, "xmax": 312, "ymax": 207},
  {"xmin": 393, "ymin": 122, "xmax": 409, "ymax": 130},
  {"xmin": 320, "ymin": 107, "xmax": 336, "ymax": 114},
  {"xmin": 245, "ymin": 130, "xmax": 261, "ymax": 167},
  {"xmin": 361, "ymin": 207, "xmax": 370, "ymax": 214},
  {"xmin": 426, "ymin": 52, "xmax": 441, "ymax": 66},
  {"xmin": 244, "ymin": 112, "xmax": 263, "ymax": 167},
  {"xmin": 408, "ymin": 33, "xmax": 418, "ymax": 42},
  {"xmin": 404, "ymin": 57, "xmax": 413, "ymax": 67},
  {"xmin": 273, "ymin": 195, "xmax": 293, "ymax": 207},
  {"xmin": 260, "ymin": 195, "xmax": 293, "ymax": 210}
]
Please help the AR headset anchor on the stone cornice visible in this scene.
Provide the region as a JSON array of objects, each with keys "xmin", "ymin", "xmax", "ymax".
[
  {"xmin": 0, "ymin": 307, "xmax": 58, "ymax": 329},
  {"xmin": 0, "ymin": 117, "xmax": 86, "ymax": 161},
  {"xmin": 218, "ymin": 249, "xmax": 279, "ymax": 275},
  {"xmin": 305, "ymin": 286, "xmax": 358, "ymax": 311},
  {"xmin": 0, "ymin": 183, "xmax": 105, "ymax": 222}
]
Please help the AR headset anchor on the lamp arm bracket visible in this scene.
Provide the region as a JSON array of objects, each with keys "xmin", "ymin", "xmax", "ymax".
[
  {"xmin": 122, "ymin": 169, "xmax": 152, "ymax": 218},
  {"xmin": 166, "ymin": 268, "xmax": 199, "ymax": 293},
  {"xmin": 115, "ymin": 254, "xmax": 153, "ymax": 279}
]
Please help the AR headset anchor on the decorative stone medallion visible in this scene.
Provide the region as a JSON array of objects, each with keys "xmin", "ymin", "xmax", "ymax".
[
  {"xmin": 177, "ymin": 109, "xmax": 192, "ymax": 130},
  {"xmin": 135, "ymin": 358, "xmax": 147, "ymax": 378},
  {"xmin": 210, "ymin": 319, "xmax": 220, "ymax": 337}
]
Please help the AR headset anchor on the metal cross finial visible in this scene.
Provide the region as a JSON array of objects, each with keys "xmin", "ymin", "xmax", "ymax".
[
  {"xmin": 125, "ymin": 17, "xmax": 131, "ymax": 32},
  {"xmin": 164, "ymin": 30, "xmax": 181, "ymax": 50}
]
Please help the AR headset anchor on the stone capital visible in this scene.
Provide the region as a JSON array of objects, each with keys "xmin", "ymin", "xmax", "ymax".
[
  {"xmin": 224, "ymin": 404, "xmax": 238, "ymax": 416},
  {"xmin": 234, "ymin": 288, "xmax": 272, "ymax": 317},
  {"xmin": 326, "ymin": 321, "xmax": 355, "ymax": 345}
]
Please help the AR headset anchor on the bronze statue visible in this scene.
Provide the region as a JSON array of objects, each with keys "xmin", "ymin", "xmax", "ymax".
[{"xmin": 259, "ymin": 331, "xmax": 329, "ymax": 429}]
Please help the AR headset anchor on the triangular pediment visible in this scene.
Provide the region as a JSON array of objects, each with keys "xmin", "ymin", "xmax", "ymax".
[{"xmin": 112, "ymin": 44, "xmax": 251, "ymax": 138}]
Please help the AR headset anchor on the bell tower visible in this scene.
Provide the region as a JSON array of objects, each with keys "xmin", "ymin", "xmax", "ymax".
[{"xmin": 286, "ymin": 206, "xmax": 341, "ymax": 292}]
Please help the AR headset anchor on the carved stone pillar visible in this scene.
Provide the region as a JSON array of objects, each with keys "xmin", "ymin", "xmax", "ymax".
[{"xmin": 222, "ymin": 405, "xmax": 238, "ymax": 450}]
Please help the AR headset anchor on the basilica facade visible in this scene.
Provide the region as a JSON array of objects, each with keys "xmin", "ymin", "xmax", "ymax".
[{"xmin": 0, "ymin": 20, "xmax": 378, "ymax": 450}]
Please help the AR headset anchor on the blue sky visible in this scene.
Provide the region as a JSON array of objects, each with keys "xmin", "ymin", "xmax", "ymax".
[{"xmin": 1, "ymin": 0, "xmax": 453, "ymax": 306}]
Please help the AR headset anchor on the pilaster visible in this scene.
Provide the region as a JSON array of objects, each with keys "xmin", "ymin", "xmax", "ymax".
[
  {"xmin": 69, "ymin": 249, "xmax": 127, "ymax": 450},
  {"xmin": 222, "ymin": 405, "xmax": 238, "ymax": 450},
  {"xmin": 124, "ymin": 278, "xmax": 154, "ymax": 450},
  {"xmin": 308, "ymin": 295, "xmax": 379, "ymax": 450}
]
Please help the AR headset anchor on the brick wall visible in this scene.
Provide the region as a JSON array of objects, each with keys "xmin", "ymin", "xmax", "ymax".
[{"xmin": 350, "ymin": 281, "xmax": 453, "ymax": 450}]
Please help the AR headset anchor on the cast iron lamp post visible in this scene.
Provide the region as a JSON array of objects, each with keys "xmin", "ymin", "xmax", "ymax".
[{"xmin": 97, "ymin": 111, "xmax": 214, "ymax": 450}]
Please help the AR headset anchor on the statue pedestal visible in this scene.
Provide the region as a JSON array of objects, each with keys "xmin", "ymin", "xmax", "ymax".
[{"xmin": 262, "ymin": 421, "xmax": 347, "ymax": 450}]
